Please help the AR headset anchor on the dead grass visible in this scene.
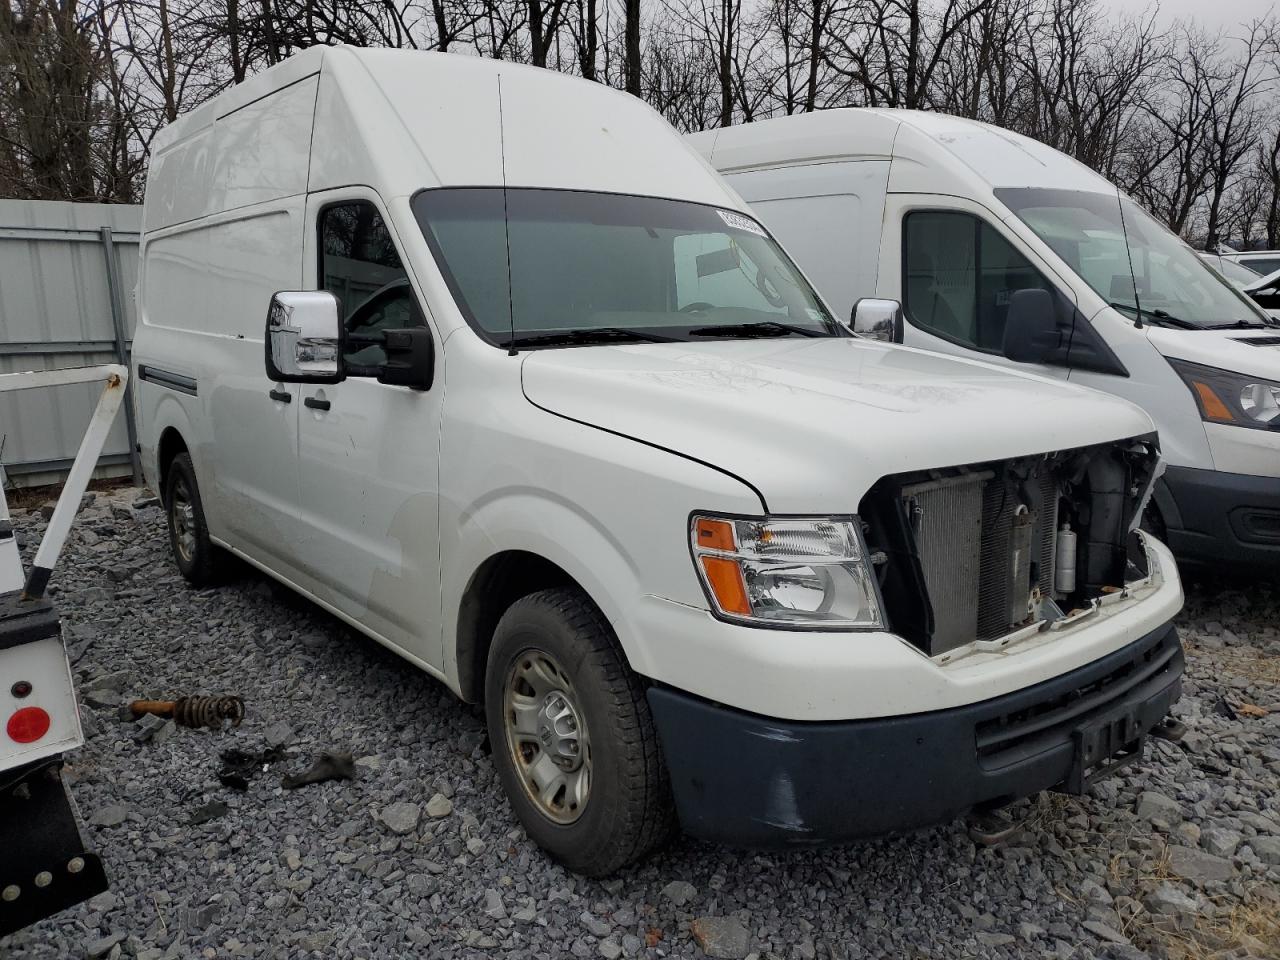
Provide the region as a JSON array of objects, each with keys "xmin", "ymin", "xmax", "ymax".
[
  {"xmin": 2, "ymin": 475, "xmax": 135, "ymax": 510},
  {"xmin": 1114, "ymin": 842, "xmax": 1280, "ymax": 960},
  {"xmin": 1136, "ymin": 887, "xmax": 1280, "ymax": 960},
  {"xmin": 1212, "ymin": 651, "xmax": 1280, "ymax": 686}
]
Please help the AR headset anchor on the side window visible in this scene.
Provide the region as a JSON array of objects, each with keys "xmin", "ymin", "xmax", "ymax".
[
  {"xmin": 904, "ymin": 211, "xmax": 1053, "ymax": 352},
  {"xmin": 318, "ymin": 201, "xmax": 419, "ymax": 365},
  {"xmin": 673, "ymin": 233, "xmax": 786, "ymax": 316},
  {"xmin": 1243, "ymin": 256, "xmax": 1280, "ymax": 276}
]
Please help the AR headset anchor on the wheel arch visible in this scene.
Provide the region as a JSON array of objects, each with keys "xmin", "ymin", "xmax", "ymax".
[
  {"xmin": 157, "ymin": 426, "xmax": 189, "ymax": 501},
  {"xmin": 446, "ymin": 492, "xmax": 653, "ymax": 704},
  {"xmin": 454, "ymin": 550, "xmax": 579, "ymax": 703},
  {"xmin": 144, "ymin": 392, "xmax": 197, "ymax": 501}
]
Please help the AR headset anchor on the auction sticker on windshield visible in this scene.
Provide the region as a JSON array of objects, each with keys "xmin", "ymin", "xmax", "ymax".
[{"xmin": 718, "ymin": 210, "xmax": 768, "ymax": 237}]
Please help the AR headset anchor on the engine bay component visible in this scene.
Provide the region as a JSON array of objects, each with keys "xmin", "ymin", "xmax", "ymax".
[
  {"xmin": 1054, "ymin": 523, "xmax": 1077, "ymax": 594},
  {"xmin": 859, "ymin": 435, "xmax": 1161, "ymax": 657}
]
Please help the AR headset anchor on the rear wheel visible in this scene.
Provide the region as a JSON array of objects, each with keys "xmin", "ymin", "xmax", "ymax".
[
  {"xmin": 164, "ymin": 453, "xmax": 226, "ymax": 586},
  {"xmin": 484, "ymin": 587, "xmax": 673, "ymax": 876}
]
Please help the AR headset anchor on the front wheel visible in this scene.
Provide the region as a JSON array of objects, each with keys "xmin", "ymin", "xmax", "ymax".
[{"xmin": 484, "ymin": 588, "xmax": 674, "ymax": 876}]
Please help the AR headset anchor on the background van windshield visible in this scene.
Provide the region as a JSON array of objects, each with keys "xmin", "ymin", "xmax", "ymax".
[
  {"xmin": 996, "ymin": 188, "xmax": 1272, "ymax": 330},
  {"xmin": 412, "ymin": 188, "xmax": 841, "ymax": 347}
]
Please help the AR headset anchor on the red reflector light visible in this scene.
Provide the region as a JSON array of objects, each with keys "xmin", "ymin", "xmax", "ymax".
[{"xmin": 7, "ymin": 707, "xmax": 51, "ymax": 744}]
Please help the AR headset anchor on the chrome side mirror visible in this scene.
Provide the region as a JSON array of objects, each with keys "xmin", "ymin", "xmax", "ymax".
[
  {"xmin": 265, "ymin": 291, "xmax": 346, "ymax": 384},
  {"xmin": 851, "ymin": 298, "xmax": 904, "ymax": 343}
]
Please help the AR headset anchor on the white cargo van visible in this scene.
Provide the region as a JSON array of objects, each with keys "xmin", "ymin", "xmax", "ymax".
[
  {"xmin": 134, "ymin": 49, "xmax": 1184, "ymax": 875},
  {"xmin": 690, "ymin": 110, "xmax": 1280, "ymax": 574}
]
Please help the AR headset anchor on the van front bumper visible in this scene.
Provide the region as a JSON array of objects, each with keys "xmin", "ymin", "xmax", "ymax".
[
  {"xmin": 1157, "ymin": 466, "xmax": 1280, "ymax": 571},
  {"xmin": 648, "ymin": 621, "xmax": 1182, "ymax": 847}
]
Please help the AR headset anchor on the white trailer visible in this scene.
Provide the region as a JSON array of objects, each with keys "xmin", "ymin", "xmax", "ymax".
[{"xmin": 0, "ymin": 364, "xmax": 125, "ymax": 936}]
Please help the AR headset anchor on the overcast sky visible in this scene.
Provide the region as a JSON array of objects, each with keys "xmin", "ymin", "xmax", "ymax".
[{"xmin": 1101, "ymin": 0, "xmax": 1276, "ymax": 31}]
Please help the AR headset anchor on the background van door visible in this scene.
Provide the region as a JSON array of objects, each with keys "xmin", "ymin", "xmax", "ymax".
[{"xmin": 881, "ymin": 195, "xmax": 1077, "ymax": 381}]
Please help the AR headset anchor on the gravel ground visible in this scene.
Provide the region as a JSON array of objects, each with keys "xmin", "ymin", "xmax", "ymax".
[{"xmin": 5, "ymin": 486, "xmax": 1279, "ymax": 960}]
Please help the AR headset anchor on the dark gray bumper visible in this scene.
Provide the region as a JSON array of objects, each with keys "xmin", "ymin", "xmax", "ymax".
[
  {"xmin": 648, "ymin": 622, "xmax": 1182, "ymax": 848},
  {"xmin": 1154, "ymin": 466, "xmax": 1280, "ymax": 571}
]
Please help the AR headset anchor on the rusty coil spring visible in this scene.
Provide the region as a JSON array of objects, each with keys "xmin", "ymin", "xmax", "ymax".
[{"xmin": 173, "ymin": 695, "xmax": 245, "ymax": 729}]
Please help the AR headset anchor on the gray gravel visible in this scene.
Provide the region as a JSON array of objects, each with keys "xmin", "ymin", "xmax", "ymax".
[{"xmin": 5, "ymin": 487, "xmax": 1279, "ymax": 959}]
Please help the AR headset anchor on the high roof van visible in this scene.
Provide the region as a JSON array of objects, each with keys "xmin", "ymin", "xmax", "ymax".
[
  {"xmin": 689, "ymin": 109, "xmax": 1280, "ymax": 575},
  {"xmin": 134, "ymin": 49, "xmax": 1184, "ymax": 874}
]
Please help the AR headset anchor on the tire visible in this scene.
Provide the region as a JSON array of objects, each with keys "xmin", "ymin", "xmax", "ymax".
[
  {"xmin": 484, "ymin": 587, "xmax": 674, "ymax": 876},
  {"xmin": 164, "ymin": 452, "xmax": 226, "ymax": 586}
]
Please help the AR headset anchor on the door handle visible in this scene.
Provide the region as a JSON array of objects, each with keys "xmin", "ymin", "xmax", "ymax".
[
  {"xmin": 304, "ymin": 396, "xmax": 331, "ymax": 411},
  {"xmin": 268, "ymin": 388, "xmax": 291, "ymax": 403}
]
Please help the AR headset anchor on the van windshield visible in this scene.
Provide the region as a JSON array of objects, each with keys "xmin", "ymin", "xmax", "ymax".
[
  {"xmin": 412, "ymin": 188, "xmax": 843, "ymax": 349},
  {"xmin": 996, "ymin": 188, "xmax": 1276, "ymax": 330}
]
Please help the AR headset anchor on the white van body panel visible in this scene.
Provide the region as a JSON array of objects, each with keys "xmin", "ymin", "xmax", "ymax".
[
  {"xmin": 135, "ymin": 56, "xmax": 1179, "ymax": 731},
  {"xmin": 1146, "ymin": 326, "xmax": 1280, "ymax": 382},
  {"xmin": 519, "ymin": 337, "xmax": 1153, "ymax": 514},
  {"xmin": 884, "ymin": 114, "xmax": 1115, "ymax": 195},
  {"xmin": 632, "ymin": 533, "xmax": 1180, "ymax": 720},
  {"xmin": 723, "ymin": 161, "xmax": 891, "ymax": 325}
]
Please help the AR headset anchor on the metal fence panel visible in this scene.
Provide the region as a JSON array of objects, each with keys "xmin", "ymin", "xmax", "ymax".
[{"xmin": 0, "ymin": 201, "xmax": 142, "ymax": 488}]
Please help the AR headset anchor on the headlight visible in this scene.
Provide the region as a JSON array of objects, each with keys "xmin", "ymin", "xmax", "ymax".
[
  {"xmin": 689, "ymin": 514, "xmax": 883, "ymax": 629},
  {"xmin": 1168, "ymin": 358, "xmax": 1280, "ymax": 431}
]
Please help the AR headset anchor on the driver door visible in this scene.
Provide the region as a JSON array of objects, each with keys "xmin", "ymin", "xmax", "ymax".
[{"xmin": 294, "ymin": 188, "xmax": 445, "ymax": 668}]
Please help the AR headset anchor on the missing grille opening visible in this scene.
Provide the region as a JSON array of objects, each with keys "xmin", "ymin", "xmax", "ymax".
[{"xmin": 859, "ymin": 435, "xmax": 1160, "ymax": 657}]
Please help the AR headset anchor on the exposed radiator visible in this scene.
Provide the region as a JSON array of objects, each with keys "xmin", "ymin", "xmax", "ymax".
[
  {"xmin": 903, "ymin": 467, "xmax": 1060, "ymax": 656},
  {"xmin": 901, "ymin": 472, "xmax": 989, "ymax": 654}
]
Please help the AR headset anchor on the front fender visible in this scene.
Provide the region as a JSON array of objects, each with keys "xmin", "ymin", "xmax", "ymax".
[{"xmin": 442, "ymin": 488, "xmax": 655, "ymax": 689}]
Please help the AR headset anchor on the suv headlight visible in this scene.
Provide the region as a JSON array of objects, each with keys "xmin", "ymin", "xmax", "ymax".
[
  {"xmin": 1169, "ymin": 358, "xmax": 1280, "ymax": 430},
  {"xmin": 689, "ymin": 514, "xmax": 883, "ymax": 629}
]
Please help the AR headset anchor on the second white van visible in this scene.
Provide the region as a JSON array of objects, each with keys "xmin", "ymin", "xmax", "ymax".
[{"xmin": 690, "ymin": 110, "xmax": 1280, "ymax": 574}]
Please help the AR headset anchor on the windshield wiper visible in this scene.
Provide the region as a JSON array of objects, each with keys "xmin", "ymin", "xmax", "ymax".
[
  {"xmin": 1109, "ymin": 303, "xmax": 1198, "ymax": 329},
  {"xmin": 687, "ymin": 320, "xmax": 823, "ymax": 339},
  {"xmin": 1213, "ymin": 318, "xmax": 1279, "ymax": 330},
  {"xmin": 510, "ymin": 327, "xmax": 677, "ymax": 348}
]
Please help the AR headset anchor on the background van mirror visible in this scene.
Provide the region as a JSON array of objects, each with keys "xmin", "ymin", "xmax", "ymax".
[
  {"xmin": 851, "ymin": 298, "xmax": 903, "ymax": 343},
  {"xmin": 1001, "ymin": 288, "xmax": 1059, "ymax": 363},
  {"xmin": 265, "ymin": 291, "xmax": 346, "ymax": 384}
]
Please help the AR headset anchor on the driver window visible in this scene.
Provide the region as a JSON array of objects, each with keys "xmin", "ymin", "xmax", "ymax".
[
  {"xmin": 904, "ymin": 211, "xmax": 1054, "ymax": 352},
  {"xmin": 318, "ymin": 201, "xmax": 418, "ymax": 365},
  {"xmin": 673, "ymin": 234, "xmax": 786, "ymax": 315}
]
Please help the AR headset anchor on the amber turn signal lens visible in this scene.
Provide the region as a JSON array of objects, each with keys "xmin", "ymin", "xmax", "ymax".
[
  {"xmin": 693, "ymin": 517, "xmax": 736, "ymax": 552},
  {"xmin": 699, "ymin": 556, "xmax": 751, "ymax": 616},
  {"xmin": 1192, "ymin": 381, "xmax": 1235, "ymax": 422}
]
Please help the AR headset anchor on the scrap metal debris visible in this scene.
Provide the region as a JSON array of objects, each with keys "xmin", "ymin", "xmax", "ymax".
[
  {"xmin": 1151, "ymin": 717, "xmax": 1187, "ymax": 742},
  {"xmin": 1211, "ymin": 697, "xmax": 1238, "ymax": 721},
  {"xmin": 965, "ymin": 809, "xmax": 1021, "ymax": 846},
  {"xmin": 129, "ymin": 695, "xmax": 245, "ymax": 729},
  {"xmin": 188, "ymin": 800, "xmax": 228, "ymax": 825},
  {"xmin": 281, "ymin": 751, "xmax": 355, "ymax": 790},
  {"xmin": 218, "ymin": 746, "xmax": 286, "ymax": 792}
]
